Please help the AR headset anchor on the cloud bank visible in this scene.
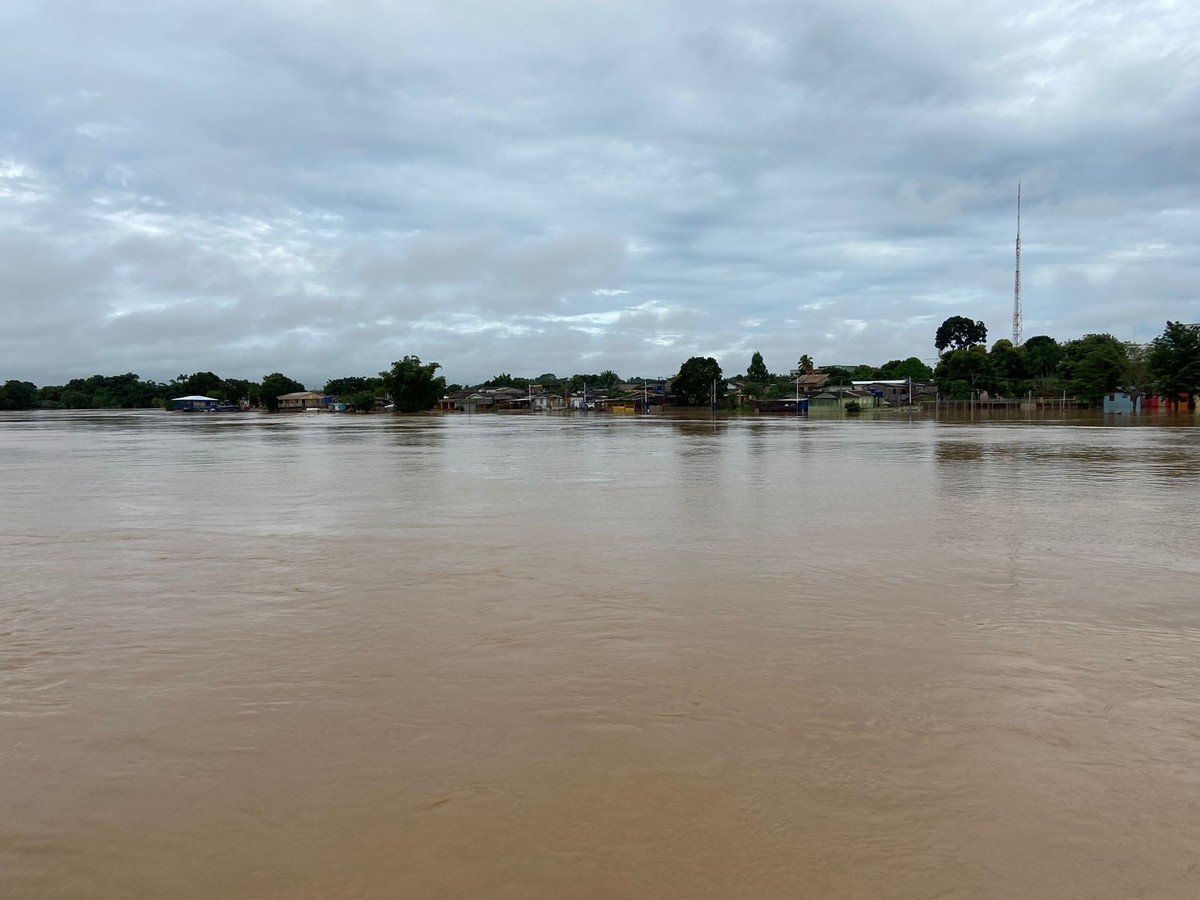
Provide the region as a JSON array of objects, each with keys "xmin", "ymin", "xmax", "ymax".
[{"xmin": 3, "ymin": 0, "xmax": 1198, "ymax": 387}]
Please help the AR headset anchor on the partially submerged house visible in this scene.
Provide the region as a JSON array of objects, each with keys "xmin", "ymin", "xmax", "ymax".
[
  {"xmin": 850, "ymin": 380, "xmax": 937, "ymax": 406},
  {"xmin": 1103, "ymin": 392, "xmax": 1143, "ymax": 414},
  {"xmin": 277, "ymin": 391, "xmax": 331, "ymax": 411},
  {"xmin": 171, "ymin": 395, "xmax": 220, "ymax": 412},
  {"xmin": 753, "ymin": 397, "xmax": 809, "ymax": 415},
  {"xmin": 809, "ymin": 388, "xmax": 878, "ymax": 410}
]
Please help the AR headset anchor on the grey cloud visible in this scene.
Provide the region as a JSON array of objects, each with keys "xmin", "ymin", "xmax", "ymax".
[{"xmin": 2, "ymin": 0, "xmax": 1198, "ymax": 387}]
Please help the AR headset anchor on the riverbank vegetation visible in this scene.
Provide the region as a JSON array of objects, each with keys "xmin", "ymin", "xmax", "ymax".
[
  {"xmin": 930, "ymin": 319, "xmax": 1199, "ymax": 408},
  {"xmin": 2, "ymin": 321, "xmax": 1196, "ymax": 412}
]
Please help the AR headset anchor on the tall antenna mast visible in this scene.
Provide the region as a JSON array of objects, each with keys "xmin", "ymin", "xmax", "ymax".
[{"xmin": 1012, "ymin": 183, "xmax": 1022, "ymax": 346}]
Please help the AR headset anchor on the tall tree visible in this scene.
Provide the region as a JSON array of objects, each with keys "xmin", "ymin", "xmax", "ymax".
[
  {"xmin": 1148, "ymin": 321, "xmax": 1200, "ymax": 409},
  {"xmin": 381, "ymin": 356, "xmax": 447, "ymax": 413},
  {"xmin": 796, "ymin": 354, "xmax": 814, "ymax": 374},
  {"xmin": 671, "ymin": 357, "xmax": 724, "ymax": 406},
  {"xmin": 260, "ymin": 373, "xmax": 305, "ymax": 412},
  {"xmin": 935, "ymin": 317, "xmax": 988, "ymax": 354},
  {"xmin": 746, "ymin": 351, "xmax": 769, "ymax": 383}
]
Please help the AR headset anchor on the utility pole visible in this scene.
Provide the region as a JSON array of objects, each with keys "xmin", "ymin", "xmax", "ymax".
[{"xmin": 1013, "ymin": 183, "xmax": 1023, "ymax": 347}]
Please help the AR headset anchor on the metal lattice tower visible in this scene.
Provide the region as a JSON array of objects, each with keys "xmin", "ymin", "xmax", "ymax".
[{"xmin": 1012, "ymin": 183, "xmax": 1023, "ymax": 347}]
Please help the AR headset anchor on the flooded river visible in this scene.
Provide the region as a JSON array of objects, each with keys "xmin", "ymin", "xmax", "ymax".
[{"xmin": 2, "ymin": 410, "xmax": 1199, "ymax": 898}]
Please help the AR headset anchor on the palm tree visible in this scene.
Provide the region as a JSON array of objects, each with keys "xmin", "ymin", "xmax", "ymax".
[{"xmin": 797, "ymin": 355, "xmax": 814, "ymax": 374}]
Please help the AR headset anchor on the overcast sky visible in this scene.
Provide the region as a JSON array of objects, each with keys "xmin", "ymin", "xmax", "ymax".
[{"xmin": 2, "ymin": 0, "xmax": 1198, "ymax": 388}]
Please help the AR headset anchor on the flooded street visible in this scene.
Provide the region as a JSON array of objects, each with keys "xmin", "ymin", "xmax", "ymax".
[{"xmin": 3, "ymin": 410, "xmax": 1199, "ymax": 898}]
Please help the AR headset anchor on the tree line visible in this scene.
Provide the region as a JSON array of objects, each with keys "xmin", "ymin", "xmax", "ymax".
[
  {"xmin": 930, "ymin": 317, "xmax": 1200, "ymax": 407},
  {"xmin": 2, "ymin": 320, "xmax": 1196, "ymax": 412},
  {"xmin": 668, "ymin": 318, "xmax": 1199, "ymax": 409},
  {"xmin": 0, "ymin": 357, "xmax": 447, "ymax": 413}
]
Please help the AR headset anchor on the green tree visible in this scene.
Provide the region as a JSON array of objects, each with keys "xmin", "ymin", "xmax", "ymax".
[
  {"xmin": 565, "ymin": 374, "xmax": 605, "ymax": 393},
  {"xmin": 1022, "ymin": 335, "xmax": 1062, "ymax": 385},
  {"xmin": 1122, "ymin": 342, "xmax": 1150, "ymax": 391},
  {"xmin": 596, "ymin": 370, "xmax": 620, "ymax": 389},
  {"xmin": 747, "ymin": 351, "xmax": 769, "ymax": 383},
  {"xmin": 59, "ymin": 373, "xmax": 167, "ymax": 408},
  {"xmin": 37, "ymin": 385, "xmax": 65, "ymax": 409},
  {"xmin": 260, "ymin": 373, "xmax": 305, "ymax": 412},
  {"xmin": 381, "ymin": 356, "xmax": 447, "ymax": 413},
  {"xmin": 1148, "ymin": 321, "xmax": 1200, "ymax": 409},
  {"xmin": 935, "ymin": 316, "xmax": 988, "ymax": 354},
  {"xmin": 671, "ymin": 357, "xmax": 724, "ymax": 406},
  {"xmin": 220, "ymin": 378, "xmax": 255, "ymax": 404},
  {"xmin": 934, "ymin": 348, "xmax": 994, "ymax": 400},
  {"xmin": 796, "ymin": 354, "xmax": 814, "ymax": 374},
  {"xmin": 988, "ymin": 339, "xmax": 1028, "ymax": 396},
  {"xmin": 345, "ymin": 391, "xmax": 380, "ymax": 413},
  {"xmin": 324, "ymin": 376, "xmax": 384, "ymax": 397},
  {"xmin": 325, "ymin": 376, "xmax": 385, "ymax": 412},
  {"xmin": 172, "ymin": 371, "xmax": 223, "ymax": 397},
  {"xmin": 0, "ymin": 380, "xmax": 38, "ymax": 410},
  {"xmin": 1057, "ymin": 334, "xmax": 1128, "ymax": 404},
  {"xmin": 877, "ymin": 357, "xmax": 934, "ymax": 381},
  {"xmin": 823, "ymin": 366, "xmax": 854, "ymax": 386}
]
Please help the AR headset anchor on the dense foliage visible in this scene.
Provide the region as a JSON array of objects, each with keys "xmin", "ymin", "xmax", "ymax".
[
  {"xmin": 672, "ymin": 357, "xmax": 724, "ymax": 406},
  {"xmin": 1148, "ymin": 321, "xmax": 1200, "ymax": 408},
  {"xmin": 1057, "ymin": 334, "xmax": 1128, "ymax": 404},
  {"xmin": 935, "ymin": 316, "xmax": 988, "ymax": 354},
  {"xmin": 933, "ymin": 349, "xmax": 992, "ymax": 401},
  {"xmin": 877, "ymin": 357, "xmax": 934, "ymax": 381},
  {"xmin": 259, "ymin": 373, "xmax": 306, "ymax": 412},
  {"xmin": 324, "ymin": 376, "xmax": 385, "ymax": 412},
  {"xmin": 0, "ymin": 380, "xmax": 39, "ymax": 410},
  {"xmin": 746, "ymin": 351, "xmax": 769, "ymax": 383},
  {"xmin": 381, "ymin": 356, "xmax": 447, "ymax": 413}
]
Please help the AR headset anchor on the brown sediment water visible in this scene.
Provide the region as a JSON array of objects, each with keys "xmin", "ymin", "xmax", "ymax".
[{"xmin": 2, "ymin": 410, "xmax": 1199, "ymax": 898}]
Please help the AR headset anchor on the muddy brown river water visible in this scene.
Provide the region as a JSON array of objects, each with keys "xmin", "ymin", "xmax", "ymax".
[{"xmin": 2, "ymin": 409, "xmax": 1199, "ymax": 898}]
